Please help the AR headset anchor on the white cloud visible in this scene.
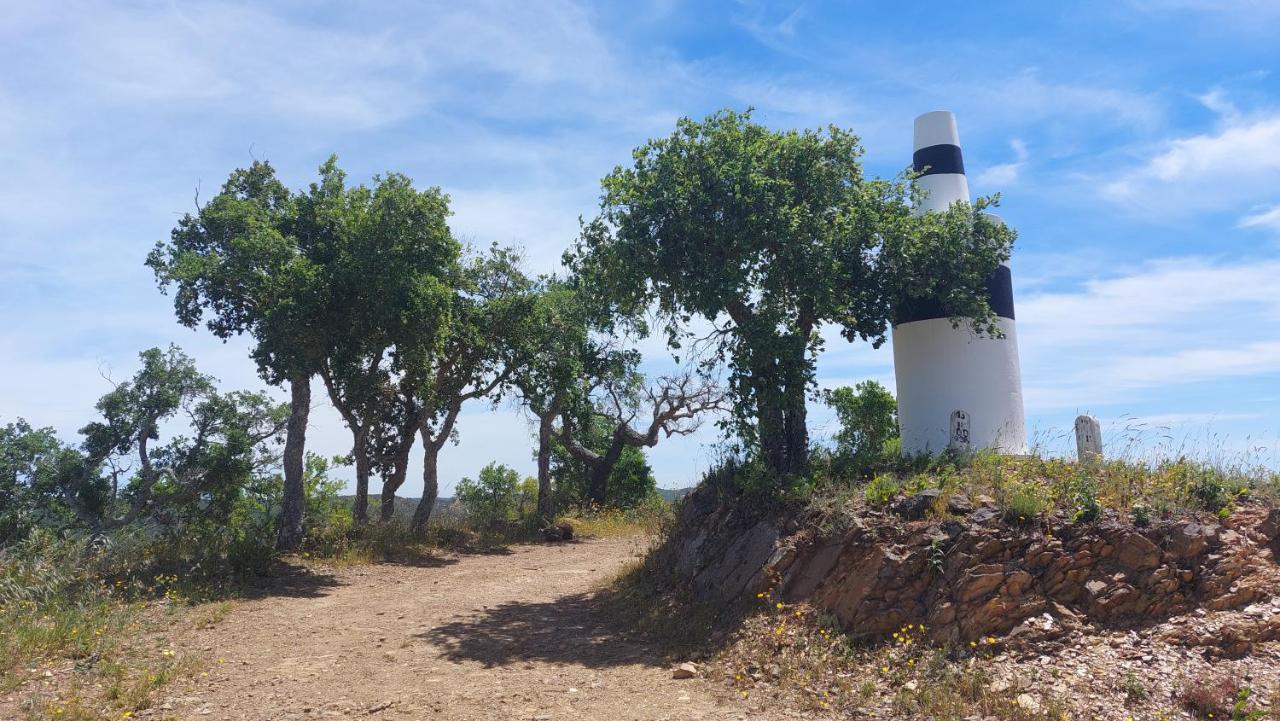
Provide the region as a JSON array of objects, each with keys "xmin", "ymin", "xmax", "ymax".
[
  {"xmin": 975, "ymin": 138, "xmax": 1028, "ymax": 187},
  {"xmin": 1102, "ymin": 101, "xmax": 1280, "ymax": 216},
  {"xmin": 1238, "ymin": 205, "xmax": 1280, "ymax": 231},
  {"xmin": 1105, "ymin": 341, "xmax": 1280, "ymax": 389},
  {"xmin": 1018, "ymin": 257, "xmax": 1280, "ymax": 347},
  {"xmin": 1018, "ymin": 257, "xmax": 1280, "ymax": 410}
]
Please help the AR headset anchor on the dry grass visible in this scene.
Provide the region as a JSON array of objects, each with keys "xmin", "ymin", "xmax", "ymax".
[
  {"xmin": 560, "ymin": 500, "xmax": 673, "ymax": 539},
  {"xmin": 0, "ymin": 532, "xmax": 212, "ymax": 721}
]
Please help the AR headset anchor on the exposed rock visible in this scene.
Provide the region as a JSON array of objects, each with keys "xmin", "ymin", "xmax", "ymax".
[
  {"xmin": 671, "ymin": 662, "xmax": 698, "ymax": 679},
  {"xmin": 1166, "ymin": 522, "xmax": 1217, "ymax": 560},
  {"xmin": 969, "ymin": 507, "xmax": 1000, "ymax": 525},
  {"xmin": 1015, "ymin": 693, "xmax": 1041, "ymax": 713},
  {"xmin": 958, "ymin": 565, "xmax": 1006, "ymax": 603},
  {"xmin": 659, "ymin": 483, "xmax": 1279, "ymax": 646},
  {"xmin": 1116, "ymin": 533, "xmax": 1160, "ymax": 571},
  {"xmin": 893, "ymin": 489, "xmax": 942, "ymax": 520},
  {"xmin": 946, "ymin": 494, "xmax": 975, "ymax": 515}
]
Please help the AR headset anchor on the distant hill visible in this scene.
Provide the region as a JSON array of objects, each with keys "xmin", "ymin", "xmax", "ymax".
[
  {"xmin": 657, "ymin": 487, "xmax": 694, "ymax": 502},
  {"xmin": 336, "ymin": 495, "xmax": 458, "ymax": 522},
  {"xmin": 337, "ymin": 487, "xmax": 694, "ymax": 520}
]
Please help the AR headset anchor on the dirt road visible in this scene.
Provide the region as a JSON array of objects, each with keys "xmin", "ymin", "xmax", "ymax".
[{"xmin": 159, "ymin": 537, "xmax": 760, "ymax": 721}]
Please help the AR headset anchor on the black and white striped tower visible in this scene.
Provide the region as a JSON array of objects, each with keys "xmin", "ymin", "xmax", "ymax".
[{"xmin": 892, "ymin": 111, "xmax": 1027, "ymax": 455}]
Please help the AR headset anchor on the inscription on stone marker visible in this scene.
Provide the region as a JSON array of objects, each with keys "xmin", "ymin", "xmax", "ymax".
[{"xmin": 949, "ymin": 410, "xmax": 971, "ymax": 452}]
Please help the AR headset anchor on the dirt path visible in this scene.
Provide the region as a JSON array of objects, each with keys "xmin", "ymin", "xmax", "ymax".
[{"xmin": 158, "ymin": 537, "xmax": 762, "ymax": 721}]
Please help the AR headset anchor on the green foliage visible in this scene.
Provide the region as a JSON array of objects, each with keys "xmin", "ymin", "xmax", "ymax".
[
  {"xmin": 551, "ymin": 411, "xmax": 659, "ymax": 510},
  {"xmin": 147, "ymin": 160, "xmax": 325, "ymax": 382},
  {"xmin": 1000, "ymin": 480, "xmax": 1049, "ymax": 525},
  {"xmin": 1067, "ymin": 472, "xmax": 1101, "ymax": 523},
  {"xmin": 0, "ymin": 530, "xmax": 129, "ymax": 686},
  {"xmin": 405, "ymin": 244, "xmax": 536, "ymax": 529},
  {"xmin": 303, "ymin": 157, "xmax": 461, "ymax": 523},
  {"xmin": 864, "ymin": 474, "xmax": 900, "ymax": 506},
  {"xmin": 1, "ymin": 347, "xmax": 288, "ymax": 551},
  {"xmin": 1232, "ymin": 687, "xmax": 1268, "ymax": 721},
  {"xmin": 824, "ymin": 380, "xmax": 898, "ymax": 476},
  {"xmin": 455, "ymin": 463, "xmax": 524, "ymax": 529},
  {"xmin": 0, "ymin": 421, "xmax": 82, "ymax": 543},
  {"xmin": 1122, "ymin": 670, "xmax": 1148, "ymax": 703},
  {"xmin": 567, "ymin": 108, "xmax": 1013, "ymax": 482}
]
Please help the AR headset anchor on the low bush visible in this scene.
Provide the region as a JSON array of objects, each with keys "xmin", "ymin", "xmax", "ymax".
[{"xmin": 864, "ymin": 474, "xmax": 900, "ymax": 506}]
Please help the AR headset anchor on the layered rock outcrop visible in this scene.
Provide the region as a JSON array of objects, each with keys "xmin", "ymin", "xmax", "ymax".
[{"xmin": 661, "ymin": 484, "xmax": 1280, "ymax": 652}]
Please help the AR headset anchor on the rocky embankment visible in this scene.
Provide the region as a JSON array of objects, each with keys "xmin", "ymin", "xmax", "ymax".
[{"xmin": 662, "ymin": 484, "xmax": 1280, "ymax": 656}]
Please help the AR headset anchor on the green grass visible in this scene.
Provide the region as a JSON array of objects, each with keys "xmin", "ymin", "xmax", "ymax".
[{"xmin": 808, "ymin": 449, "xmax": 1279, "ymax": 525}]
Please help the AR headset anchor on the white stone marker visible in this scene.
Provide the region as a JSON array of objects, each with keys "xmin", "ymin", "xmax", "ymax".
[{"xmin": 1074, "ymin": 415, "xmax": 1103, "ymax": 465}]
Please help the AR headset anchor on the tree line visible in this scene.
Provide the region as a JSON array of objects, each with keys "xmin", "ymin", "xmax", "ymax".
[{"xmin": 2, "ymin": 108, "xmax": 1011, "ymax": 553}]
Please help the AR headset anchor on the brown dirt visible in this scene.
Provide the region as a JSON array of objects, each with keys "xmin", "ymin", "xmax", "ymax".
[{"xmin": 154, "ymin": 537, "xmax": 769, "ymax": 721}]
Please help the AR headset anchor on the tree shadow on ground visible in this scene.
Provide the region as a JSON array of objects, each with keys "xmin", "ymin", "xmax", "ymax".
[
  {"xmin": 421, "ymin": 589, "xmax": 670, "ymax": 670},
  {"xmin": 182, "ymin": 562, "xmax": 344, "ymax": 602}
]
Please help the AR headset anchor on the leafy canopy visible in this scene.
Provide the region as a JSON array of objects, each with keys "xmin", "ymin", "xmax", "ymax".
[
  {"xmin": 566, "ymin": 108, "xmax": 1013, "ymax": 474},
  {"xmin": 824, "ymin": 380, "xmax": 899, "ymax": 473},
  {"xmin": 455, "ymin": 462, "xmax": 523, "ymax": 528}
]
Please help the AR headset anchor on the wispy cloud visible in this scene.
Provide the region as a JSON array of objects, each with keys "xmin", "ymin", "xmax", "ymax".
[
  {"xmin": 1102, "ymin": 95, "xmax": 1280, "ymax": 216},
  {"xmin": 975, "ymin": 138, "xmax": 1029, "ymax": 187},
  {"xmin": 1018, "ymin": 257, "xmax": 1280, "ymax": 347},
  {"xmin": 1018, "ymin": 257, "xmax": 1280, "ymax": 410},
  {"xmin": 1238, "ymin": 205, "xmax": 1280, "ymax": 231}
]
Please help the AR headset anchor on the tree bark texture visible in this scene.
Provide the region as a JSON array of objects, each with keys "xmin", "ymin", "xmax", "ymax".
[
  {"xmin": 536, "ymin": 410, "xmax": 556, "ymax": 522},
  {"xmin": 411, "ymin": 441, "xmax": 441, "ymax": 531},
  {"xmin": 276, "ymin": 374, "xmax": 310, "ymax": 552},
  {"xmin": 352, "ymin": 431, "xmax": 370, "ymax": 524}
]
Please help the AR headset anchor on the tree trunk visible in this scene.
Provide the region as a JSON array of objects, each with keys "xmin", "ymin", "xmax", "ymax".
[
  {"xmin": 781, "ymin": 385, "xmax": 809, "ymax": 475},
  {"xmin": 411, "ymin": 408, "xmax": 459, "ymax": 531},
  {"xmin": 276, "ymin": 374, "xmax": 310, "ymax": 552},
  {"xmin": 756, "ymin": 383, "xmax": 788, "ymax": 478},
  {"xmin": 536, "ymin": 411, "xmax": 555, "ymax": 523},
  {"xmin": 378, "ymin": 415, "xmax": 419, "ymax": 522},
  {"xmin": 411, "ymin": 440, "xmax": 441, "ymax": 532},
  {"xmin": 380, "ymin": 452, "xmax": 408, "ymax": 522},
  {"xmin": 352, "ymin": 431, "xmax": 370, "ymax": 524},
  {"xmin": 586, "ymin": 431, "xmax": 627, "ymax": 506}
]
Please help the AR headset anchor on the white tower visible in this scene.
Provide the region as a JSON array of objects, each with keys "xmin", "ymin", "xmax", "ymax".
[{"xmin": 892, "ymin": 111, "xmax": 1027, "ymax": 455}]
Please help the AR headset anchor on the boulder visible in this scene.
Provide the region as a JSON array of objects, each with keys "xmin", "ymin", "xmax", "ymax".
[
  {"xmin": 1116, "ymin": 533, "xmax": 1160, "ymax": 571},
  {"xmin": 671, "ymin": 662, "xmax": 698, "ymax": 679},
  {"xmin": 893, "ymin": 489, "xmax": 942, "ymax": 520},
  {"xmin": 1166, "ymin": 522, "xmax": 1217, "ymax": 560}
]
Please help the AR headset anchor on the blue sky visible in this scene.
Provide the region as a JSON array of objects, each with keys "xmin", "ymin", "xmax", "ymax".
[{"xmin": 2, "ymin": 0, "xmax": 1279, "ymax": 496}]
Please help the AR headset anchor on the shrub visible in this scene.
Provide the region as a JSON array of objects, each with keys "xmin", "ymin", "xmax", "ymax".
[
  {"xmin": 1001, "ymin": 480, "xmax": 1048, "ymax": 525},
  {"xmin": 550, "ymin": 412, "xmax": 658, "ymax": 510},
  {"xmin": 1179, "ymin": 675, "xmax": 1240, "ymax": 719},
  {"xmin": 1068, "ymin": 473, "xmax": 1101, "ymax": 523},
  {"xmin": 456, "ymin": 462, "xmax": 523, "ymax": 529},
  {"xmin": 864, "ymin": 474, "xmax": 900, "ymax": 506},
  {"xmin": 0, "ymin": 530, "xmax": 127, "ymax": 675},
  {"xmin": 824, "ymin": 381, "xmax": 899, "ymax": 477},
  {"xmin": 1130, "ymin": 503, "xmax": 1152, "ymax": 527}
]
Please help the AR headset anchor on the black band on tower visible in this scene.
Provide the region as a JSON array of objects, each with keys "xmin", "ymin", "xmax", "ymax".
[
  {"xmin": 912, "ymin": 144, "xmax": 965, "ymax": 177},
  {"xmin": 893, "ymin": 265, "xmax": 1015, "ymax": 325}
]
